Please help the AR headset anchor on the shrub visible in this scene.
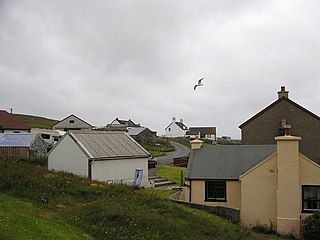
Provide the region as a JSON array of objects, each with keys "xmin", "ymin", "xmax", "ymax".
[{"xmin": 304, "ymin": 212, "xmax": 320, "ymax": 240}]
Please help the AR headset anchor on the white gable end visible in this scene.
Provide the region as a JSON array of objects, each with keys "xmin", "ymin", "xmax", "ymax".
[{"xmin": 48, "ymin": 134, "xmax": 88, "ymax": 177}]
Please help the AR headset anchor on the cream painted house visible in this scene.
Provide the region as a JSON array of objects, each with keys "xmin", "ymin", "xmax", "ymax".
[
  {"xmin": 184, "ymin": 134, "xmax": 320, "ymax": 238},
  {"xmin": 48, "ymin": 131, "xmax": 150, "ymax": 187}
]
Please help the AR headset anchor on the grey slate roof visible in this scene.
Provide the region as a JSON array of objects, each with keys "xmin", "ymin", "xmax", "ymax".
[
  {"xmin": 0, "ymin": 133, "xmax": 39, "ymax": 147},
  {"xmin": 186, "ymin": 145, "xmax": 276, "ymax": 180},
  {"xmin": 70, "ymin": 131, "xmax": 149, "ymax": 160},
  {"xmin": 175, "ymin": 122, "xmax": 188, "ymax": 130},
  {"xmin": 127, "ymin": 127, "xmax": 146, "ymax": 136}
]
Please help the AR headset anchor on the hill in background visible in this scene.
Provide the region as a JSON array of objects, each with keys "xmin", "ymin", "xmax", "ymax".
[{"xmin": 14, "ymin": 114, "xmax": 59, "ymax": 129}]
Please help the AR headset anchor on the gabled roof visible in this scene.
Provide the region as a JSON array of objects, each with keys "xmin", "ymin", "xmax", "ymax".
[
  {"xmin": 0, "ymin": 133, "xmax": 41, "ymax": 147},
  {"xmin": 239, "ymin": 97, "xmax": 320, "ymax": 129},
  {"xmin": 109, "ymin": 118, "xmax": 141, "ymax": 127},
  {"xmin": 0, "ymin": 110, "xmax": 30, "ymax": 130},
  {"xmin": 53, "ymin": 114, "xmax": 92, "ymax": 129},
  {"xmin": 176, "ymin": 122, "xmax": 188, "ymax": 130},
  {"xmin": 186, "ymin": 145, "xmax": 276, "ymax": 180},
  {"xmin": 186, "ymin": 127, "xmax": 216, "ymax": 135},
  {"xmin": 127, "ymin": 127, "xmax": 146, "ymax": 136},
  {"xmin": 65, "ymin": 131, "xmax": 149, "ymax": 160}
]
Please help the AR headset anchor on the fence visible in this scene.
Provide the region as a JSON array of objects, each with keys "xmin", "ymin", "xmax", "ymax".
[{"xmin": 0, "ymin": 147, "xmax": 29, "ymax": 159}]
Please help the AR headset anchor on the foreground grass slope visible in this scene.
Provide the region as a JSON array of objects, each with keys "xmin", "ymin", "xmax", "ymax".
[
  {"xmin": 0, "ymin": 158, "xmax": 288, "ymax": 240},
  {"xmin": 0, "ymin": 193, "xmax": 93, "ymax": 240},
  {"xmin": 14, "ymin": 114, "xmax": 58, "ymax": 129}
]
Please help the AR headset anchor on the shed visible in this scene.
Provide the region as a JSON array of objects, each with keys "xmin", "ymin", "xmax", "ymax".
[
  {"xmin": 48, "ymin": 131, "xmax": 150, "ymax": 186},
  {"xmin": 0, "ymin": 133, "xmax": 47, "ymax": 159}
]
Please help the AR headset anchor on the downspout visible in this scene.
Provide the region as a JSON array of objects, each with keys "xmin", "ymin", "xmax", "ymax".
[
  {"xmin": 88, "ymin": 160, "xmax": 93, "ymax": 180},
  {"xmin": 189, "ymin": 180, "xmax": 192, "ymax": 202}
]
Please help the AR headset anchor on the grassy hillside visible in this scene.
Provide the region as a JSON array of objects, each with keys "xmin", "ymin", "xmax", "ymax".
[
  {"xmin": 0, "ymin": 193, "xmax": 93, "ymax": 240},
  {"xmin": 0, "ymin": 158, "xmax": 289, "ymax": 240},
  {"xmin": 14, "ymin": 114, "xmax": 59, "ymax": 129}
]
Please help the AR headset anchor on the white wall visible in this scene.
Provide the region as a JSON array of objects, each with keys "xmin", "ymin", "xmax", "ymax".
[
  {"xmin": 91, "ymin": 158, "xmax": 149, "ymax": 187},
  {"xmin": 165, "ymin": 122, "xmax": 186, "ymax": 137},
  {"xmin": 48, "ymin": 135, "xmax": 88, "ymax": 177},
  {"xmin": 53, "ymin": 115, "xmax": 91, "ymax": 130}
]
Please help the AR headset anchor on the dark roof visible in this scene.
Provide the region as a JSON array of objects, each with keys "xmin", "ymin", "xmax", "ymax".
[
  {"xmin": 0, "ymin": 110, "xmax": 30, "ymax": 130},
  {"xmin": 175, "ymin": 122, "xmax": 188, "ymax": 130},
  {"xmin": 186, "ymin": 145, "xmax": 276, "ymax": 180},
  {"xmin": 186, "ymin": 127, "xmax": 216, "ymax": 135},
  {"xmin": 239, "ymin": 97, "xmax": 320, "ymax": 129},
  {"xmin": 109, "ymin": 118, "xmax": 141, "ymax": 127}
]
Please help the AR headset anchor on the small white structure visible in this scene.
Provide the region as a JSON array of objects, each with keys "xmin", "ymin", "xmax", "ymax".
[
  {"xmin": 164, "ymin": 117, "xmax": 188, "ymax": 137},
  {"xmin": 31, "ymin": 128, "xmax": 65, "ymax": 146},
  {"xmin": 48, "ymin": 131, "xmax": 150, "ymax": 186},
  {"xmin": 53, "ymin": 114, "xmax": 92, "ymax": 131}
]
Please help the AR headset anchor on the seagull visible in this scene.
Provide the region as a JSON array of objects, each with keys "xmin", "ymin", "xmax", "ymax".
[{"xmin": 194, "ymin": 78, "xmax": 204, "ymax": 90}]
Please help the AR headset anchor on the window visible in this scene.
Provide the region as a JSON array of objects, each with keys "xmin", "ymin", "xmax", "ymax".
[
  {"xmin": 41, "ymin": 134, "xmax": 50, "ymax": 140},
  {"xmin": 205, "ymin": 181, "xmax": 226, "ymax": 202},
  {"xmin": 168, "ymin": 128, "xmax": 171, "ymax": 131},
  {"xmin": 302, "ymin": 185, "xmax": 320, "ymax": 212},
  {"xmin": 69, "ymin": 120, "xmax": 75, "ymax": 123}
]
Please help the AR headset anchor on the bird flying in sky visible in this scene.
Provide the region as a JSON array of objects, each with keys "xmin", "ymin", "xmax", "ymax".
[{"xmin": 194, "ymin": 78, "xmax": 204, "ymax": 90}]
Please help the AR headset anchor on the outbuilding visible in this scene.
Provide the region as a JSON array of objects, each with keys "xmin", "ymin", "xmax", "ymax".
[
  {"xmin": 48, "ymin": 131, "xmax": 150, "ymax": 186},
  {"xmin": 0, "ymin": 133, "xmax": 47, "ymax": 159}
]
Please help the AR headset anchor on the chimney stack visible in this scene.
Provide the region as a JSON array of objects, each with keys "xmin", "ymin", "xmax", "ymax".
[
  {"xmin": 277, "ymin": 86, "xmax": 289, "ymax": 99},
  {"xmin": 180, "ymin": 119, "xmax": 183, "ymax": 123},
  {"xmin": 172, "ymin": 117, "xmax": 176, "ymax": 122},
  {"xmin": 190, "ymin": 136, "xmax": 203, "ymax": 150}
]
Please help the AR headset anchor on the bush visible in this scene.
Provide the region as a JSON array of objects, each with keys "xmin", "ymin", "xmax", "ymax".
[{"xmin": 304, "ymin": 212, "xmax": 320, "ymax": 240}]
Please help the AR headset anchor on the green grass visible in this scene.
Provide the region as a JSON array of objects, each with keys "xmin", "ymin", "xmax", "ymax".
[
  {"xmin": 14, "ymin": 114, "xmax": 58, "ymax": 129},
  {"xmin": 0, "ymin": 158, "xmax": 289, "ymax": 240},
  {"xmin": 0, "ymin": 193, "xmax": 93, "ymax": 240},
  {"xmin": 156, "ymin": 165, "xmax": 186, "ymax": 185}
]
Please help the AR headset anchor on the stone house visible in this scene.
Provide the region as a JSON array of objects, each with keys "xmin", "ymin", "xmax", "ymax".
[{"xmin": 239, "ymin": 86, "xmax": 320, "ymax": 164}]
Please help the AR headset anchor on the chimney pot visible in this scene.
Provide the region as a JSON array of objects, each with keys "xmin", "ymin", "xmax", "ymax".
[
  {"xmin": 277, "ymin": 86, "xmax": 289, "ymax": 99},
  {"xmin": 284, "ymin": 125, "xmax": 291, "ymax": 136}
]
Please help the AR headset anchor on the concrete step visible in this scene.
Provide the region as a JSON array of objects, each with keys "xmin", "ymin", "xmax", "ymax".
[
  {"xmin": 148, "ymin": 176, "xmax": 160, "ymax": 180},
  {"xmin": 154, "ymin": 178, "xmax": 170, "ymax": 183},
  {"xmin": 155, "ymin": 180, "xmax": 176, "ymax": 187}
]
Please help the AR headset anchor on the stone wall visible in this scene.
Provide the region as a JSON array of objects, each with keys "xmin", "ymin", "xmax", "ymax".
[{"xmin": 169, "ymin": 190, "xmax": 240, "ymax": 224}]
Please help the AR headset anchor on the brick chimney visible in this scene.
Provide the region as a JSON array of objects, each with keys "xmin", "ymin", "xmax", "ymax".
[{"xmin": 277, "ymin": 86, "xmax": 289, "ymax": 99}]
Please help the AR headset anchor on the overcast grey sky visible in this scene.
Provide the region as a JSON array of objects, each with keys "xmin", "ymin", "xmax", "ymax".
[{"xmin": 1, "ymin": 0, "xmax": 320, "ymax": 138}]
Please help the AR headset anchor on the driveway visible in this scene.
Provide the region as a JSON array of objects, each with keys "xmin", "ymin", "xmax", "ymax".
[{"xmin": 148, "ymin": 141, "xmax": 190, "ymax": 176}]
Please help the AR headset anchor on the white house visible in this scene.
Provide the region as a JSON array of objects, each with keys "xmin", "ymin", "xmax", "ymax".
[
  {"xmin": 53, "ymin": 114, "xmax": 92, "ymax": 131},
  {"xmin": 165, "ymin": 117, "xmax": 188, "ymax": 137},
  {"xmin": 31, "ymin": 128, "xmax": 65, "ymax": 146},
  {"xmin": 48, "ymin": 131, "xmax": 150, "ymax": 186}
]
